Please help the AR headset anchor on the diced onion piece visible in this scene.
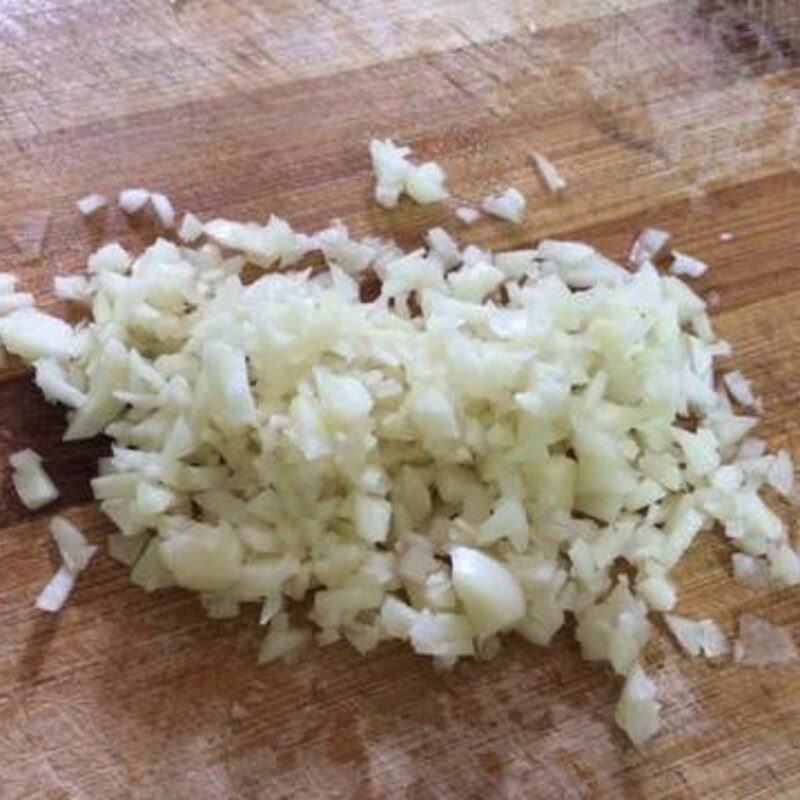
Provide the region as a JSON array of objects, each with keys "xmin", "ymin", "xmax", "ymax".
[
  {"xmin": 629, "ymin": 228, "xmax": 669, "ymax": 266},
  {"xmin": 406, "ymin": 162, "xmax": 448, "ymax": 204},
  {"xmin": 734, "ymin": 614, "xmax": 797, "ymax": 665},
  {"xmin": 481, "ymin": 188, "xmax": 526, "ymax": 224},
  {"xmin": 77, "ymin": 193, "xmax": 108, "ymax": 216},
  {"xmin": 118, "ymin": 188, "xmax": 150, "ymax": 213},
  {"xmin": 425, "ymin": 227, "xmax": 461, "ymax": 269},
  {"xmin": 353, "ymin": 494, "xmax": 392, "ymax": 544},
  {"xmin": 723, "ymin": 370, "xmax": 759, "ymax": 410},
  {"xmin": 53, "ymin": 275, "xmax": 91, "ymax": 304},
  {"xmin": 10, "ymin": 449, "xmax": 59, "ymax": 510},
  {"xmin": 670, "ymin": 251, "xmax": 708, "ymax": 278},
  {"xmin": 50, "ymin": 516, "xmax": 97, "ymax": 573},
  {"xmin": 664, "ymin": 614, "xmax": 728, "ymax": 658},
  {"xmin": 450, "ymin": 546, "xmax": 525, "ymax": 638},
  {"xmin": 531, "ymin": 151, "xmax": 567, "ymax": 193},
  {"xmin": 151, "ymin": 192, "xmax": 176, "ymax": 228},
  {"xmin": 87, "ymin": 243, "xmax": 131, "ymax": 274},
  {"xmin": 36, "ymin": 517, "xmax": 96, "ymax": 613},
  {"xmin": 455, "ymin": 206, "xmax": 481, "ymax": 226},
  {"xmin": 615, "ymin": 666, "xmax": 661, "ymax": 746},
  {"xmin": 34, "ymin": 358, "xmax": 87, "ymax": 408},
  {"xmin": 0, "ymin": 309, "xmax": 75, "ymax": 361},
  {"xmin": 409, "ymin": 610, "xmax": 475, "ymax": 658},
  {"xmin": 36, "ymin": 566, "xmax": 76, "ymax": 613},
  {"xmin": 178, "ymin": 212, "xmax": 204, "ymax": 243},
  {"xmin": 369, "ymin": 139, "xmax": 448, "ymax": 207}
]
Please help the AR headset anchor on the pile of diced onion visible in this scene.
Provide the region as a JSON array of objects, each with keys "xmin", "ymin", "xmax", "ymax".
[{"xmin": 1, "ymin": 142, "xmax": 797, "ymax": 747}]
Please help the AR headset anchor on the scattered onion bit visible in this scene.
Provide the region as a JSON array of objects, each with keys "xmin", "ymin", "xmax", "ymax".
[
  {"xmin": 178, "ymin": 212, "xmax": 204, "ymax": 243},
  {"xmin": 118, "ymin": 188, "xmax": 150, "ymax": 214},
  {"xmin": 9, "ymin": 448, "xmax": 59, "ymax": 511},
  {"xmin": 629, "ymin": 228, "xmax": 669, "ymax": 267},
  {"xmin": 531, "ymin": 151, "xmax": 567, "ymax": 193},
  {"xmin": 36, "ymin": 516, "xmax": 97, "ymax": 613},
  {"xmin": 670, "ymin": 251, "xmax": 708, "ymax": 278},
  {"xmin": 369, "ymin": 139, "xmax": 448, "ymax": 208},
  {"xmin": 664, "ymin": 614, "xmax": 728, "ymax": 658},
  {"xmin": 723, "ymin": 370, "xmax": 760, "ymax": 410},
  {"xmin": 455, "ymin": 206, "xmax": 481, "ymax": 226},
  {"xmin": 615, "ymin": 666, "xmax": 661, "ymax": 747},
  {"xmin": 150, "ymin": 192, "xmax": 176, "ymax": 229},
  {"xmin": 480, "ymin": 187, "xmax": 526, "ymax": 223},
  {"xmin": 76, "ymin": 193, "xmax": 108, "ymax": 216}
]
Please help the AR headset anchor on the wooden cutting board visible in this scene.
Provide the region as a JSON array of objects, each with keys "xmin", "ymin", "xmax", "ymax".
[{"xmin": 1, "ymin": 1, "xmax": 799, "ymax": 797}]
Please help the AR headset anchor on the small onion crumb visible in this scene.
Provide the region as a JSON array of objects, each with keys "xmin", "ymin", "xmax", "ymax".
[
  {"xmin": 36, "ymin": 516, "xmax": 97, "ymax": 612},
  {"xmin": 76, "ymin": 193, "xmax": 108, "ymax": 216},
  {"xmin": 480, "ymin": 188, "xmax": 526, "ymax": 224},
  {"xmin": 531, "ymin": 151, "xmax": 567, "ymax": 193},
  {"xmin": 118, "ymin": 188, "xmax": 150, "ymax": 214},
  {"xmin": 150, "ymin": 192, "xmax": 176, "ymax": 229},
  {"xmin": 670, "ymin": 251, "xmax": 708, "ymax": 278},
  {"xmin": 10, "ymin": 448, "xmax": 59, "ymax": 510},
  {"xmin": 455, "ymin": 206, "xmax": 481, "ymax": 226}
]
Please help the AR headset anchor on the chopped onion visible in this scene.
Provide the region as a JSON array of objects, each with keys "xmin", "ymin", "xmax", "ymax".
[
  {"xmin": 723, "ymin": 370, "xmax": 759, "ymax": 410},
  {"xmin": 664, "ymin": 614, "xmax": 728, "ymax": 658},
  {"xmin": 531, "ymin": 151, "xmax": 567, "ymax": 193},
  {"xmin": 118, "ymin": 188, "xmax": 150, "ymax": 213},
  {"xmin": 480, "ymin": 188, "xmax": 526, "ymax": 224},
  {"xmin": 450, "ymin": 546, "xmax": 525, "ymax": 638},
  {"xmin": 6, "ymin": 199, "xmax": 797, "ymax": 747},
  {"xmin": 369, "ymin": 139, "xmax": 448, "ymax": 208},
  {"xmin": 36, "ymin": 567, "xmax": 76, "ymax": 613},
  {"xmin": 53, "ymin": 275, "xmax": 92, "ymax": 304},
  {"xmin": 455, "ymin": 206, "xmax": 481, "ymax": 226},
  {"xmin": 178, "ymin": 212, "xmax": 204, "ymax": 243},
  {"xmin": 76, "ymin": 193, "xmax": 108, "ymax": 216},
  {"xmin": 151, "ymin": 192, "xmax": 175, "ymax": 228},
  {"xmin": 629, "ymin": 228, "xmax": 669, "ymax": 267},
  {"xmin": 615, "ymin": 666, "xmax": 661, "ymax": 746},
  {"xmin": 10, "ymin": 449, "xmax": 59, "ymax": 511},
  {"xmin": 670, "ymin": 251, "xmax": 708, "ymax": 278},
  {"xmin": 36, "ymin": 516, "xmax": 97, "ymax": 613},
  {"xmin": 0, "ymin": 308, "xmax": 76, "ymax": 361}
]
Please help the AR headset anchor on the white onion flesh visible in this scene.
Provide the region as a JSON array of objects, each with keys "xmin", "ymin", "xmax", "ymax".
[
  {"xmin": 9, "ymin": 449, "xmax": 59, "ymax": 510},
  {"xmin": 36, "ymin": 517, "xmax": 97, "ymax": 613},
  {"xmin": 480, "ymin": 188, "xmax": 526, "ymax": 224},
  {"xmin": 531, "ymin": 151, "xmax": 567, "ymax": 193},
  {"xmin": 5, "ymin": 182, "xmax": 799, "ymax": 748},
  {"xmin": 118, "ymin": 188, "xmax": 150, "ymax": 213},
  {"xmin": 77, "ymin": 193, "xmax": 108, "ymax": 216}
]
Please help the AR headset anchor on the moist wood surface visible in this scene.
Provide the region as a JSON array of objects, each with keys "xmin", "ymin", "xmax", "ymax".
[{"xmin": 1, "ymin": 2, "xmax": 800, "ymax": 798}]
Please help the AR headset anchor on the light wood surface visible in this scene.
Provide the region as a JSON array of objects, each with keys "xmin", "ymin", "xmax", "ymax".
[{"xmin": 1, "ymin": 2, "xmax": 800, "ymax": 797}]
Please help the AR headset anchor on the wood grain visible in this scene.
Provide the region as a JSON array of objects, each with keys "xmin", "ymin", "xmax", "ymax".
[{"xmin": 1, "ymin": 1, "xmax": 800, "ymax": 797}]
